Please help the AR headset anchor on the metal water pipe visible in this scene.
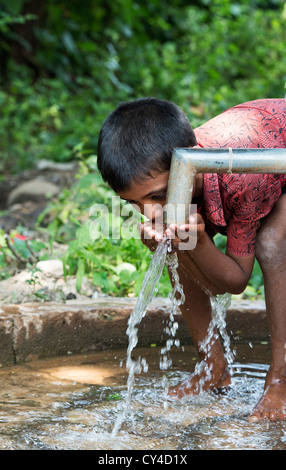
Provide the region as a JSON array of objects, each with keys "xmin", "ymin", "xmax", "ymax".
[{"xmin": 164, "ymin": 148, "xmax": 286, "ymax": 225}]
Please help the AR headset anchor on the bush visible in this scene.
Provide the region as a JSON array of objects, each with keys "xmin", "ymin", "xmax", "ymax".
[
  {"xmin": 1, "ymin": 0, "xmax": 284, "ymax": 298},
  {"xmin": 37, "ymin": 156, "xmax": 171, "ymax": 297}
]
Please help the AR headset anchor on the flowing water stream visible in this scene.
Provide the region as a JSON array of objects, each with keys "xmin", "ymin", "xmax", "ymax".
[{"xmin": 111, "ymin": 240, "xmax": 170, "ymax": 436}]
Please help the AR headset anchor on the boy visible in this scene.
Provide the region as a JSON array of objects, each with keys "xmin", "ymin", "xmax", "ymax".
[{"xmin": 97, "ymin": 97, "xmax": 286, "ymax": 422}]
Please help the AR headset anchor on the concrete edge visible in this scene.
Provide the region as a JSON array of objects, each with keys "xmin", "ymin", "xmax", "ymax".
[{"xmin": 0, "ymin": 297, "xmax": 268, "ymax": 366}]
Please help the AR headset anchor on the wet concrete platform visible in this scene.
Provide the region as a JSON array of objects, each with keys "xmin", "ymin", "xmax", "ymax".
[{"xmin": 0, "ymin": 297, "xmax": 268, "ymax": 366}]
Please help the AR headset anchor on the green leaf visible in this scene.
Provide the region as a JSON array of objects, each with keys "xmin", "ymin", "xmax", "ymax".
[{"xmin": 76, "ymin": 258, "xmax": 85, "ymax": 292}]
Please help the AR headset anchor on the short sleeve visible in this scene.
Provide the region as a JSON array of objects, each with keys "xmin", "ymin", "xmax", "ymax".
[
  {"xmin": 226, "ymin": 217, "xmax": 260, "ymax": 256},
  {"xmin": 223, "ymin": 174, "xmax": 282, "ymax": 256}
]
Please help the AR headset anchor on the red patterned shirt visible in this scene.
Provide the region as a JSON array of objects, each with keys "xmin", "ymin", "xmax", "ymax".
[{"xmin": 194, "ymin": 99, "xmax": 286, "ymax": 256}]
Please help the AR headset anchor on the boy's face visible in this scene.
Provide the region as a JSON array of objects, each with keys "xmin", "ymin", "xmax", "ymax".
[
  {"xmin": 117, "ymin": 171, "xmax": 202, "ymax": 222},
  {"xmin": 117, "ymin": 171, "xmax": 169, "ymax": 222}
]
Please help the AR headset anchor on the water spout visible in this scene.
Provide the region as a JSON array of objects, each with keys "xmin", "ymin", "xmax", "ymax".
[{"xmin": 165, "ymin": 148, "xmax": 286, "ymax": 225}]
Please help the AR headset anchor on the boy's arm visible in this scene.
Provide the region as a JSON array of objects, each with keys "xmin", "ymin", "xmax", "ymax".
[
  {"xmin": 166, "ymin": 213, "xmax": 255, "ymax": 295},
  {"xmin": 177, "ymin": 232, "xmax": 255, "ymax": 295}
]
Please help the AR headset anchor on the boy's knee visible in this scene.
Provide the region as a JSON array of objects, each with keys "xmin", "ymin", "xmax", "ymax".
[{"xmin": 256, "ymin": 225, "xmax": 286, "ymax": 268}]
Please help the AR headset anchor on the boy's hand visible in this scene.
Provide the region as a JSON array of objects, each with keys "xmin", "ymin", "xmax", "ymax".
[
  {"xmin": 140, "ymin": 213, "xmax": 206, "ymax": 252},
  {"xmin": 139, "ymin": 219, "xmax": 164, "ymax": 252},
  {"xmin": 165, "ymin": 213, "xmax": 206, "ymax": 250}
]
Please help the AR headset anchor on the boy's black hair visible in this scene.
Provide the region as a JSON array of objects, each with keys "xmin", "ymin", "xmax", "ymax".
[{"xmin": 97, "ymin": 97, "xmax": 197, "ymax": 192}]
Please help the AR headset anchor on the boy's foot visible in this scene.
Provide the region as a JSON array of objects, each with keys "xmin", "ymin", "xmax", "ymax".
[
  {"xmin": 249, "ymin": 381, "xmax": 286, "ymax": 422},
  {"xmin": 168, "ymin": 364, "xmax": 231, "ymax": 398}
]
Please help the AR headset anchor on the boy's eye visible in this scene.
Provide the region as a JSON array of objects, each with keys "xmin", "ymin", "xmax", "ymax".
[{"xmin": 152, "ymin": 191, "xmax": 166, "ymax": 200}]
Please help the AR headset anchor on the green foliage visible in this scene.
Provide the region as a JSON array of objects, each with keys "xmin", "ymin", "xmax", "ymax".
[
  {"xmin": 1, "ymin": 0, "xmax": 285, "ymax": 297},
  {"xmin": 1, "ymin": 0, "xmax": 285, "ymax": 172},
  {"xmin": 38, "ymin": 157, "xmax": 171, "ymax": 297},
  {"xmin": 244, "ymin": 259, "xmax": 265, "ymax": 299},
  {"xmin": 0, "ymin": 229, "xmax": 46, "ymax": 280},
  {"xmin": 0, "ymin": 78, "xmax": 111, "ymax": 172}
]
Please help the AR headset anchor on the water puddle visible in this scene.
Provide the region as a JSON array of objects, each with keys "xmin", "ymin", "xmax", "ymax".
[{"xmin": 1, "ymin": 343, "xmax": 286, "ymax": 450}]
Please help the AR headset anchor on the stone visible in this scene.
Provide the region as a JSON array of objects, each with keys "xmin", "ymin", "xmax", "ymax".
[
  {"xmin": 0, "ymin": 263, "xmax": 96, "ymax": 304},
  {"xmin": 7, "ymin": 179, "xmax": 59, "ymax": 206},
  {"xmin": 0, "ymin": 200, "xmax": 47, "ymax": 231},
  {"xmin": 36, "ymin": 159, "xmax": 77, "ymax": 172},
  {"xmin": 36, "ymin": 259, "xmax": 64, "ymax": 278}
]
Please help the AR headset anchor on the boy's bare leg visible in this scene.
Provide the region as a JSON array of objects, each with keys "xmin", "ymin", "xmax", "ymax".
[
  {"xmin": 250, "ymin": 193, "xmax": 286, "ymax": 421},
  {"xmin": 168, "ymin": 257, "xmax": 231, "ymax": 398}
]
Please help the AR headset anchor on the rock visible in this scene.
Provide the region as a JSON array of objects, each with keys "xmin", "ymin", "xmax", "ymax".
[
  {"xmin": 0, "ymin": 160, "xmax": 78, "ymax": 210},
  {"xmin": 0, "ymin": 200, "xmax": 48, "ymax": 231},
  {"xmin": 7, "ymin": 179, "xmax": 60, "ymax": 206},
  {"xmin": 36, "ymin": 159, "xmax": 77, "ymax": 172},
  {"xmin": 0, "ymin": 264, "xmax": 97, "ymax": 305},
  {"xmin": 36, "ymin": 259, "xmax": 64, "ymax": 278}
]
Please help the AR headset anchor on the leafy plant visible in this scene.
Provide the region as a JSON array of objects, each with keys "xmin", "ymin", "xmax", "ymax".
[
  {"xmin": 1, "ymin": 0, "xmax": 284, "ymax": 298},
  {"xmin": 37, "ymin": 156, "xmax": 171, "ymax": 297},
  {"xmin": 0, "ymin": 229, "xmax": 47, "ymax": 280}
]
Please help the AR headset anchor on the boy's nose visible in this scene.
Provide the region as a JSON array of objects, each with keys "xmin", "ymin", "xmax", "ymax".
[{"xmin": 143, "ymin": 203, "xmax": 164, "ymax": 222}]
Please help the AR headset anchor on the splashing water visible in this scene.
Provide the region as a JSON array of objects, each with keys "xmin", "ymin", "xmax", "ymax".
[
  {"xmin": 211, "ymin": 293, "xmax": 234, "ymax": 366},
  {"xmin": 193, "ymin": 293, "xmax": 234, "ymax": 391},
  {"xmin": 160, "ymin": 248, "xmax": 185, "ymax": 371},
  {"xmin": 112, "ymin": 240, "xmax": 234, "ymax": 435}
]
